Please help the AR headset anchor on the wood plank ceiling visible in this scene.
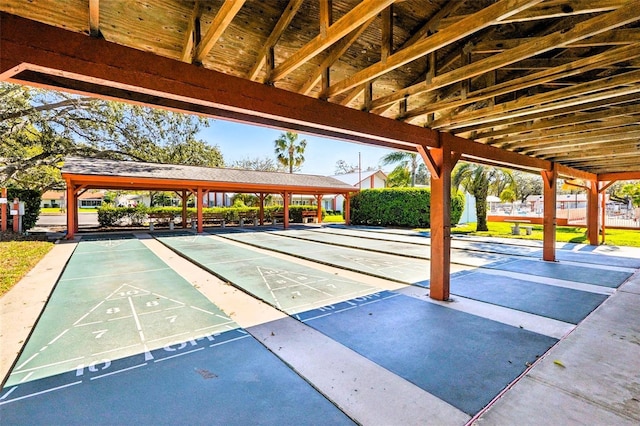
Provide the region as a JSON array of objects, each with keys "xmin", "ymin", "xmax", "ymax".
[{"xmin": 2, "ymin": 0, "xmax": 640, "ymax": 176}]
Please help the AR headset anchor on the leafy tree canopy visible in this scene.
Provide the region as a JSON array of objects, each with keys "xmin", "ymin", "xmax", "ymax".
[
  {"xmin": 380, "ymin": 151, "xmax": 420, "ymax": 187},
  {"xmin": 334, "ymin": 160, "xmax": 359, "ymax": 174},
  {"xmin": 231, "ymin": 156, "xmax": 285, "ymax": 172},
  {"xmin": 1, "ymin": 83, "xmax": 220, "ymax": 191}
]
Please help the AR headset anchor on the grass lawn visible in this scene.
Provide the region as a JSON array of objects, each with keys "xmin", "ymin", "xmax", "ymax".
[
  {"xmin": 323, "ymin": 214, "xmax": 345, "ymax": 223},
  {"xmin": 0, "ymin": 239, "xmax": 54, "ymax": 296},
  {"xmin": 451, "ymin": 221, "xmax": 640, "ymax": 248}
]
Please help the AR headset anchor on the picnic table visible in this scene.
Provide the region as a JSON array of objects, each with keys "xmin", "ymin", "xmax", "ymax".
[{"xmin": 504, "ymin": 219, "xmax": 532, "ymax": 235}]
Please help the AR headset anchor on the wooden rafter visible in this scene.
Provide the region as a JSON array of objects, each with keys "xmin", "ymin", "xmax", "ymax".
[
  {"xmin": 438, "ymin": 0, "xmax": 628, "ymax": 28},
  {"xmin": 433, "ymin": 70, "xmax": 640, "ymax": 131},
  {"xmin": 404, "ymin": 42, "xmax": 640, "ymax": 121},
  {"xmin": 299, "ymin": 17, "xmax": 374, "ymax": 96},
  {"xmin": 269, "ymin": 0, "xmax": 394, "ymax": 82},
  {"xmin": 181, "ymin": 1, "xmax": 201, "ymax": 63},
  {"xmin": 194, "ymin": 0, "xmax": 246, "ymax": 64},
  {"xmin": 88, "ymin": 0, "xmax": 99, "ymax": 38},
  {"xmin": 325, "ymin": 0, "xmax": 543, "ymax": 99},
  {"xmin": 247, "ymin": 0, "xmax": 303, "ymax": 81},
  {"xmin": 372, "ymin": 2, "xmax": 640, "ymax": 111}
]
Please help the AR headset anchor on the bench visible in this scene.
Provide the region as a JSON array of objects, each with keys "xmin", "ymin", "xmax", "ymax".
[
  {"xmin": 504, "ymin": 219, "xmax": 532, "ymax": 235},
  {"xmin": 301, "ymin": 210, "xmax": 319, "ymax": 224},
  {"xmin": 188, "ymin": 212, "xmax": 226, "ymax": 229},
  {"xmin": 238, "ymin": 210, "xmax": 258, "ymax": 227},
  {"xmin": 148, "ymin": 212, "xmax": 176, "ymax": 230}
]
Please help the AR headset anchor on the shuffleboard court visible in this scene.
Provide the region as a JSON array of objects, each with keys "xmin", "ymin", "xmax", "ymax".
[
  {"xmin": 268, "ymin": 228, "xmax": 506, "ymax": 267},
  {"xmin": 486, "ymin": 258, "xmax": 633, "ymax": 288},
  {"xmin": 215, "ymin": 230, "xmax": 473, "ymax": 284},
  {"xmin": 296, "ymin": 291, "xmax": 558, "ymax": 416},
  {"xmin": 318, "ymin": 226, "xmax": 640, "ymax": 268},
  {"xmin": 155, "ymin": 233, "xmax": 378, "ymax": 314},
  {"xmin": 1, "ymin": 235, "xmax": 353, "ymax": 425},
  {"xmin": 423, "ymin": 271, "xmax": 609, "ymax": 324}
]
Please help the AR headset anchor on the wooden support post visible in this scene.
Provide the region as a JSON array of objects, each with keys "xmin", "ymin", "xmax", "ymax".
[
  {"xmin": 316, "ymin": 195, "xmax": 323, "ymax": 223},
  {"xmin": 66, "ymin": 183, "xmax": 76, "ymax": 239},
  {"xmin": 1, "ymin": 187, "xmax": 6, "ymax": 232},
  {"xmin": 587, "ymin": 180, "xmax": 599, "ymax": 245},
  {"xmin": 541, "ymin": 165, "xmax": 558, "ymax": 261},
  {"xmin": 283, "ymin": 191, "xmax": 290, "ymax": 229},
  {"xmin": 196, "ymin": 187, "xmax": 203, "ymax": 233},
  {"xmin": 601, "ymin": 184, "xmax": 607, "ymax": 244},
  {"xmin": 422, "ymin": 134, "xmax": 454, "ymax": 301},
  {"xmin": 344, "ymin": 193, "xmax": 351, "ymax": 225},
  {"xmin": 12, "ymin": 198, "xmax": 19, "ymax": 233},
  {"xmin": 259, "ymin": 193, "xmax": 265, "ymax": 225},
  {"xmin": 181, "ymin": 190, "xmax": 188, "ymax": 228}
]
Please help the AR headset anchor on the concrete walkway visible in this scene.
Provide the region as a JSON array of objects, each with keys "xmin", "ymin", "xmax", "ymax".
[{"xmin": 1, "ymin": 227, "xmax": 639, "ymax": 425}]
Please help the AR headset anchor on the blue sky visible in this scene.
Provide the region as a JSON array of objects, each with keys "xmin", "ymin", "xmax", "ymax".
[{"xmin": 198, "ymin": 119, "xmax": 396, "ymax": 175}]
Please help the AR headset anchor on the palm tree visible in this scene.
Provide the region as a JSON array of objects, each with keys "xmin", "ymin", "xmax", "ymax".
[
  {"xmin": 274, "ymin": 131, "xmax": 307, "ymax": 173},
  {"xmin": 381, "ymin": 151, "xmax": 419, "ymax": 186},
  {"xmin": 452, "ymin": 163, "xmax": 514, "ymax": 232}
]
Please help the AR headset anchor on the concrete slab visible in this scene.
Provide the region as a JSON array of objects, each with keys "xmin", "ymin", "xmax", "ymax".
[{"xmin": 475, "ymin": 273, "xmax": 640, "ymax": 424}]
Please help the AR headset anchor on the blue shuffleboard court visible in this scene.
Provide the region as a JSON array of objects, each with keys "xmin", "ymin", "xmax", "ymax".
[
  {"xmin": 296, "ymin": 291, "xmax": 558, "ymax": 416},
  {"xmin": 433, "ymin": 270, "xmax": 609, "ymax": 324},
  {"xmin": 486, "ymin": 258, "xmax": 633, "ymax": 287},
  {"xmin": 0, "ymin": 235, "xmax": 355, "ymax": 425}
]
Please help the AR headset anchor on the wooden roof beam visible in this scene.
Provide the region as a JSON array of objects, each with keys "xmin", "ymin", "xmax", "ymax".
[
  {"xmin": 299, "ymin": 17, "xmax": 375, "ymax": 96},
  {"xmin": 474, "ymin": 29, "xmax": 640, "ymax": 53},
  {"xmin": 455, "ymin": 93, "xmax": 640, "ymax": 136},
  {"xmin": 404, "ymin": 42, "xmax": 640, "ymax": 121},
  {"xmin": 372, "ymin": 2, "xmax": 640, "ymax": 111},
  {"xmin": 438, "ymin": 0, "xmax": 628, "ymax": 28},
  {"xmin": 193, "ymin": 0, "xmax": 246, "ymax": 64},
  {"xmin": 476, "ymin": 104, "xmax": 640, "ymax": 142},
  {"xmin": 325, "ymin": 0, "xmax": 543, "ymax": 99},
  {"xmin": 269, "ymin": 0, "xmax": 394, "ymax": 82},
  {"xmin": 247, "ymin": 0, "xmax": 304, "ymax": 81},
  {"xmin": 180, "ymin": 1, "xmax": 201, "ymax": 63},
  {"xmin": 521, "ymin": 127, "xmax": 640, "ymax": 155},
  {"xmin": 434, "ymin": 70, "xmax": 640, "ymax": 131},
  {"xmin": 495, "ymin": 114, "xmax": 640, "ymax": 148},
  {"xmin": 598, "ymin": 171, "xmax": 640, "ymax": 181},
  {"xmin": 88, "ymin": 0, "xmax": 100, "ymax": 38}
]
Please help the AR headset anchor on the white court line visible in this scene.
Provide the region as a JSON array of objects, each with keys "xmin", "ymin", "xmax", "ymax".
[
  {"xmin": 148, "ymin": 332, "xmax": 190, "ymax": 343},
  {"xmin": 92, "ymin": 343, "xmax": 141, "ymax": 356},
  {"xmin": 77, "ymin": 320, "xmax": 105, "ymax": 326},
  {"xmin": 0, "ymin": 381, "xmax": 82, "ymax": 406},
  {"xmin": 15, "ymin": 353, "xmax": 39, "ymax": 371},
  {"xmin": 73, "ymin": 300, "xmax": 106, "ymax": 325},
  {"xmin": 90, "ymin": 363, "xmax": 148, "ymax": 380},
  {"xmin": 13, "ymin": 356, "xmax": 85, "ymax": 374},
  {"xmin": 257, "ymin": 266, "xmax": 283, "ymax": 309},
  {"xmin": 19, "ymin": 372, "xmax": 34, "ymax": 383},
  {"xmin": 154, "ymin": 347, "xmax": 204, "ymax": 362},
  {"xmin": 48, "ymin": 329, "xmax": 70, "ymax": 345},
  {"xmin": 209, "ymin": 335, "xmax": 250, "ymax": 347},
  {"xmin": 189, "ymin": 306, "xmax": 215, "ymax": 315},
  {"xmin": 0, "ymin": 387, "xmax": 17, "ymax": 400},
  {"xmin": 476, "ymin": 268, "xmax": 615, "ymax": 295},
  {"xmin": 60, "ymin": 268, "xmax": 171, "ymax": 282},
  {"xmin": 107, "ymin": 315, "xmax": 133, "ymax": 322}
]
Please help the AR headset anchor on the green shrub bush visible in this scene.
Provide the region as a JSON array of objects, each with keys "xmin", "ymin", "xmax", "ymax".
[
  {"xmin": 350, "ymin": 188, "xmax": 464, "ymax": 228},
  {"xmin": 7, "ymin": 188, "xmax": 42, "ymax": 231}
]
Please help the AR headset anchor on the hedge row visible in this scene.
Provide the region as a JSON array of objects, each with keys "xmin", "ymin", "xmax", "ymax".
[
  {"xmin": 97, "ymin": 205, "xmax": 324, "ymax": 227},
  {"xmin": 350, "ymin": 188, "xmax": 464, "ymax": 228}
]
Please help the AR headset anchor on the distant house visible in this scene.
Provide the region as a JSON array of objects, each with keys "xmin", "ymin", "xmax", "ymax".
[
  {"xmin": 41, "ymin": 190, "xmax": 105, "ymax": 209},
  {"xmin": 269, "ymin": 170, "xmax": 387, "ymax": 212},
  {"xmin": 326, "ymin": 170, "xmax": 387, "ymax": 212}
]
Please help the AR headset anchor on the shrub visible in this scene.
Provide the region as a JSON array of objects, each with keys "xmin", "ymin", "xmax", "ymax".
[
  {"xmin": 7, "ymin": 188, "xmax": 42, "ymax": 231},
  {"xmin": 350, "ymin": 187, "xmax": 464, "ymax": 228}
]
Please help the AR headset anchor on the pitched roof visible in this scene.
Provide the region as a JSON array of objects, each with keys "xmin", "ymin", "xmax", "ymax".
[
  {"xmin": 330, "ymin": 170, "xmax": 387, "ymax": 186},
  {"xmin": 61, "ymin": 157, "xmax": 355, "ymax": 193}
]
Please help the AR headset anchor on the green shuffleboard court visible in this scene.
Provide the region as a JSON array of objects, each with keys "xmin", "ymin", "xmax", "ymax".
[{"xmin": 155, "ymin": 233, "xmax": 378, "ymax": 314}]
